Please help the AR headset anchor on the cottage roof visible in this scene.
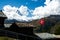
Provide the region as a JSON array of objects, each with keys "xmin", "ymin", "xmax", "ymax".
[{"xmin": 0, "ymin": 12, "xmax": 7, "ymax": 18}]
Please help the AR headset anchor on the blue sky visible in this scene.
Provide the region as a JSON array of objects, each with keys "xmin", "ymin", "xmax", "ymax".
[
  {"xmin": 2, "ymin": 0, "xmax": 60, "ymax": 22},
  {"xmin": 0, "ymin": 0, "xmax": 45, "ymax": 10}
]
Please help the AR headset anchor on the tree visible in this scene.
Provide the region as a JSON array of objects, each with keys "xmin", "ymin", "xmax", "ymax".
[{"xmin": 50, "ymin": 22, "xmax": 60, "ymax": 35}]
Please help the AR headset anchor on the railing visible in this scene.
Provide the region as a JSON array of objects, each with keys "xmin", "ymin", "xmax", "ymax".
[{"xmin": 0, "ymin": 29, "xmax": 41, "ymax": 40}]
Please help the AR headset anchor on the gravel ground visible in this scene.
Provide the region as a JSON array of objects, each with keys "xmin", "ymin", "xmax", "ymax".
[{"xmin": 35, "ymin": 33, "xmax": 56, "ymax": 39}]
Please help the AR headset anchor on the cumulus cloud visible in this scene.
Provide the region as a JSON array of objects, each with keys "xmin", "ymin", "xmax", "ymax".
[
  {"xmin": 3, "ymin": 0, "xmax": 60, "ymax": 22},
  {"xmin": 3, "ymin": 5, "xmax": 18, "ymax": 20},
  {"xmin": 18, "ymin": 5, "xmax": 29, "ymax": 16},
  {"xmin": 32, "ymin": 0, "xmax": 60, "ymax": 19},
  {"xmin": 3, "ymin": 5, "xmax": 32, "ymax": 21}
]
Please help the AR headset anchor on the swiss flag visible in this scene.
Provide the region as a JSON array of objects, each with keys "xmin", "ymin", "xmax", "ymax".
[{"xmin": 39, "ymin": 18, "xmax": 45, "ymax": 26}]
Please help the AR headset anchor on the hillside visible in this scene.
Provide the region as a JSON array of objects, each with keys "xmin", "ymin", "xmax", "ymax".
[
  {"xmin": 32, "ymin": 15, "xmax": 60, "ymax": 34},
  {"xmin": 43, "ymin": 15, "xmax": 60, "ymax": 34}
]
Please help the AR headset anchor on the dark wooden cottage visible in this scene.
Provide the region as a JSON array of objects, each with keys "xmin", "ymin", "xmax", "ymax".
[
  {"xmin": 5, "ymin": 23, "xmax": 34, "ymax": 35},
  {"xmin": 0, "ymin": 12, "xmax": 7, "ymax": 29}
]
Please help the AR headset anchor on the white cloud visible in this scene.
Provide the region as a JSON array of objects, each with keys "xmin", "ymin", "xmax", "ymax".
[
  {"xmin": 3, "ymin": 5, "xmax": 18, "ymax": 20},
  {"xmin": 44, "ymin": 0, "xmax": 51, "ymax": 5},
  {"xmin": 3, "ymin": 5, "xmax": 33, "ymax": 21},
  {"xmin": 18, "ymin": 5, "xmax": 29, "ymax": 16},
  {"xmin": 32, "ymin": 0, "xmax": 60, "ymax": 19},
  {"xmin": 2, "ymin": 0, "xmax": 60, "ymax": 22}
]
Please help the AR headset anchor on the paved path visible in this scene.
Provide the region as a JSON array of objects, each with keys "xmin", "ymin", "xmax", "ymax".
[
  {"xmin": 35, "ymin": 33, "xmax": 60, "ymax": 39},
  {"xmin": 55, "ymin": 35, "xmax": 60, "ymax": 38}
]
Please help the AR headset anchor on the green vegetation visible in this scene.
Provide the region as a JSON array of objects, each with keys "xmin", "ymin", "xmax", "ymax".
[
  {"xmin": 50, "ymin": 22, "xmax": 60, "ymax": 35},
  {"xmin": 33, "ymin": 16, "xmax": 60, "ymax": 35},
  {"xmin": 0, "ymin": 37, "xmax": 16, "ymax": 40}
]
